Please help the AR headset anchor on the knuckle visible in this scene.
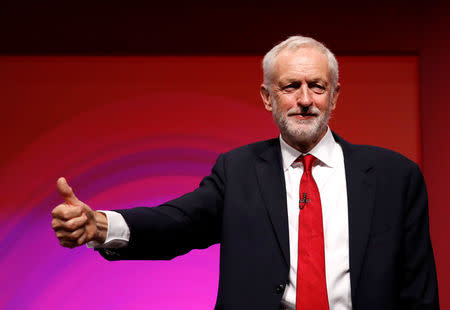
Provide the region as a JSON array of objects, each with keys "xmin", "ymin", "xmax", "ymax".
[
  {"xmin": 66, "ymin": 221, "xmax": 76, "ymax": 231},
  {"xmin": 51, "ymin": 219, "xmax": 58, "ymax": 230},
  {"xmin": 55, "ymin": 230, "xmax": 65, "ymax": 239},
  {"xmin": 80, "ymin": 215, "xmax": 88, "ymax": 225},
  {"xmin": 76, "ymin": 207, "xmax": 84, "ymax": 216},
  {"xmin": 61, "ymin": 209, "xmax": 70, "ymax": 219},
  {"xmin": 51, "ymin": 204, "xmax": 64, "ymax": 218},
  {"xmin": 71, "ymin": 229, "xmax": 83, "ymax": 239},
  {"xmin": 66, "ymin": 218, "xmax": 81, "ymax": 231}
]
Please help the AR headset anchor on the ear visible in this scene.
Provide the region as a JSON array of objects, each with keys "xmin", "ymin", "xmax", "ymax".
[
  {"xmin": 260, "ymin": 84, "xmax": 273, "ymax": 112},
  {"xmin": 330, "ymin": 82, "xmax": 340, "ymax": 111}
]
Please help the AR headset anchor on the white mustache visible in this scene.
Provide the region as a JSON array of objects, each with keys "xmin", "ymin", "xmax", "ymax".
[{"xmin": 287, "ymin": 106, "xmax": 320, "ymax": 117}]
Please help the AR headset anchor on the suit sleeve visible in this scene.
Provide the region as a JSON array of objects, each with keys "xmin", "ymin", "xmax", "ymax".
[
  {"xmin": 97, "ymin": 153, "xmax": 226, "ymax": 261},
  {"xmin": 400, "ymin": 164, "xmax": 439, "ymax": 309}
]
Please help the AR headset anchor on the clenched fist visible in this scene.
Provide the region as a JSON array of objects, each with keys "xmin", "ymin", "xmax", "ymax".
[{"xmin": 51, "ymin": 177, "xmax": 107, "ymax": 248}]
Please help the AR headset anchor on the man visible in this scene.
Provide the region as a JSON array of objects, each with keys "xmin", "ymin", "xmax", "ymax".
[{"xmin": 51, "ymin": 36, "xmax": 439, "ymax": 309}]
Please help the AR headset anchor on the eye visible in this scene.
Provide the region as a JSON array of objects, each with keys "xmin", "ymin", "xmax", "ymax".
[
  {"xmin": 309, "ymin": 83, "xmax": 326, "ymax": 94},
  {"xmin": 282, "ymin": 82, "xmax": 300, "ymax": 92}
]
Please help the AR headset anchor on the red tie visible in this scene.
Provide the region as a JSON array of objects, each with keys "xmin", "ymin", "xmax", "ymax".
[{"xmin": 296, "ymin": 155, "xmax": 329, "ymax": 310}]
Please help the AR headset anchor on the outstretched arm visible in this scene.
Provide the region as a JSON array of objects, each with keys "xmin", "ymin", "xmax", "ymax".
[{"xmin": 99, "ymin": 153, "xmax": 226, "ymax": 261}]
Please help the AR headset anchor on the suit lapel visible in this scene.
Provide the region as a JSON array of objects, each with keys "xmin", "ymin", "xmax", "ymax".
[
  {"xmin": 334, "ymin": 133, "xmax": 377, "ymax": 303},
  {"xmin": 255, "ymin": 140, "xmax": 290, "ymax": 267},
  {"xmin": 253, "ymin": 134, "xmax": 377, "ymax": 297}
]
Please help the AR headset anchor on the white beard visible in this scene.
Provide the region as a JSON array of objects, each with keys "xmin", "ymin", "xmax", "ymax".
[{"xmin": 271, "ymin": 97, "xmax": 332, "ymax": 146}]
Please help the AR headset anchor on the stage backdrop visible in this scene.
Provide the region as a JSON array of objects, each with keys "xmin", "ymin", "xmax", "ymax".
[{"xmin": 0, "ymin": 56, "xmax": 420, "ymax": 309}]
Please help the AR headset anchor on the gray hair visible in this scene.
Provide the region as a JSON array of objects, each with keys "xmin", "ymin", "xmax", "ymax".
[{"xmin": 262, "ymin": 35, "xmax": 339, "ymax": 91}]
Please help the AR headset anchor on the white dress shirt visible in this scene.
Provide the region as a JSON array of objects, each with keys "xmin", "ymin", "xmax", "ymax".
[
  {"xmin": 279, "ymin": 128, "xmax": 351, "ymax": 310},
  {"xmin": 89, "ymin": 127, "xmax": 352, "ymax": 310}
]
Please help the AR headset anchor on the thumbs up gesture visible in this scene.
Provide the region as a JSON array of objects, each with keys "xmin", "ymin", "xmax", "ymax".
[{"xmin": 51, "ymin": 177, "xmax": 107, "ymax": 248}]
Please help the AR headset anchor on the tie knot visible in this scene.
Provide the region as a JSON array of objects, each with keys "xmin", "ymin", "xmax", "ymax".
[{"xmin": 297, "ymin": 154, "xmax": 316, "ymax": 173}]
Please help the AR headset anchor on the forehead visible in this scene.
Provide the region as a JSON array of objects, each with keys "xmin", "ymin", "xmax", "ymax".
[{"xmin": 273, "ymin": 46, "xmax": 330, "ymax": 82}]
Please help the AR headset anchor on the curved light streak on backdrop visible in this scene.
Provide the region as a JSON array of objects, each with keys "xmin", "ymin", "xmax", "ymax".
[{"xmin": 0, "ymin": 56, "xmax": 419, "ymax": 309}]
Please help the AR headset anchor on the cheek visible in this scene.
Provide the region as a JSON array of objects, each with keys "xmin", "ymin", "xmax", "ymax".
[
  {"xmin": 276, "ymin": 95, "xmax": 297, "ymax": 111},
  {"xmin": 315, "ymin": 97, "xmax": 332, "ymax": 111}
]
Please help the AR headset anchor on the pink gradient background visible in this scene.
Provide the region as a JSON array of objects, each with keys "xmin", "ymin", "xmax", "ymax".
[{"xmin": 0, "ymin": 56, "xmax": 421, "ymax": 309}]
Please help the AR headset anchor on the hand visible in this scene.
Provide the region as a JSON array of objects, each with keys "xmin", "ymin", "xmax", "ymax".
[{"xmin": 51, "ymin": 177, "xmax": 107, "ymax": 248}]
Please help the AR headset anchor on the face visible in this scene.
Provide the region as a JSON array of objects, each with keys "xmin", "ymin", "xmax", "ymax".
[{"xmin": 261, "ymin": 46, "xmax": 340, "ymax": 151}]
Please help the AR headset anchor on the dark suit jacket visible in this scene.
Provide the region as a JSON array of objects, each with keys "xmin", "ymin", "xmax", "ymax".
[{"xmin": 100, "ymin": 133, "xmax": 439, "ymax": 310}]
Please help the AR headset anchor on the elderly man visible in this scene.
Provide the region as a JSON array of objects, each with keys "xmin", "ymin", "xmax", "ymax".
[{"xmin": 52, "ymin": 36, "xmax": 439, "ymax": 310}]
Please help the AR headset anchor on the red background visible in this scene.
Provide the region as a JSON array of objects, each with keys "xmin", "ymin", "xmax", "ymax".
[
  {"xmin": 0, "ymin": 55, "xmax": 422, "ymax": 310},
  {"xmin": 1, "ymin": 2, "xmax": 449, "ymax": 308}
]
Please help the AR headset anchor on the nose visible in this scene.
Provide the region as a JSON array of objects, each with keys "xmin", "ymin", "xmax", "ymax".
[{"xmin": 296, "ymin": 85, "xmax": 313, "ymax": 107}]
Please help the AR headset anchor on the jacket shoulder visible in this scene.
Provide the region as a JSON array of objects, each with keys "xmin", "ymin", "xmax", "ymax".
[
  {"xmin": 353, "ymin": 144, "xmax": 419, "ymax": 169},
  {"xmin": 333, "ymin": 132, "xmax": 421, "ymax": 173}
]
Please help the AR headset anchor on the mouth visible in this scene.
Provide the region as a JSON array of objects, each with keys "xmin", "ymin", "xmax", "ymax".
[{"xmin": 289, "ymin": 113, "xmax": 317, "ymax": 120}]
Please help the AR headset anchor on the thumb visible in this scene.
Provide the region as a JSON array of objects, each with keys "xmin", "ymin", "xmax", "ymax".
[{"xmin": 56, "ymin": 177, "xmax": 81, "ymax": 205}]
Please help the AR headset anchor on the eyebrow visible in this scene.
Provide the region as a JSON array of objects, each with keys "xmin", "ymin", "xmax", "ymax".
[
  {"xmin": 308, "ymin": 78, "xmax": 328, "ymax": 85},
  {"xmin": 280, "ymin": 78, "xmax": 329, "ymax": 86}
]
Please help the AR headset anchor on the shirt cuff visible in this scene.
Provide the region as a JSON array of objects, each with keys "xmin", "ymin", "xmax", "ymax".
[{"xmin": 86, "ymin": 210, "xmax": 130, "ymax": 249}]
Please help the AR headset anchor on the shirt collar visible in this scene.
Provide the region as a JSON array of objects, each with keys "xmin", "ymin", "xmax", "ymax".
[{"xmin": 279, "ymin": 127, "xmax": 338, "ymax": 171}]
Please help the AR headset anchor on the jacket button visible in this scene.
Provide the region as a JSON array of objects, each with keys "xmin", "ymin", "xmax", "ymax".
[{"xmin": 275, "ymin": 284, "xmax": 285, "ymax": 294}]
